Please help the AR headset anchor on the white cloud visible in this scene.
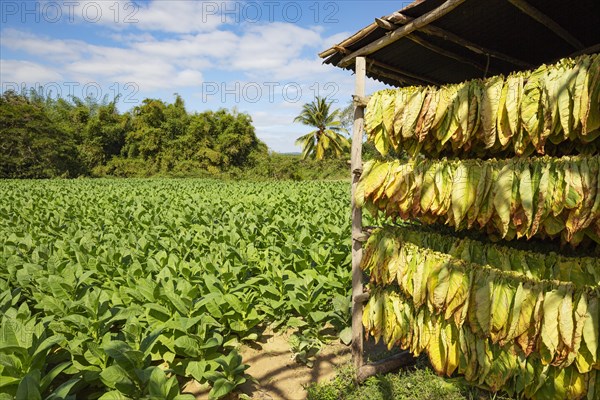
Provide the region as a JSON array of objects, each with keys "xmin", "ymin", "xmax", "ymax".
[
  {"xmin": 1, "ymin": 29, "xmax": 82, "ymax": 62},
  {"xmin": 52, "ymin": 0, "xmax": 225, "ymax": 33},
  {"xmin": 0, "ymin": 59, "xmax": 63, "ymax": 85}
]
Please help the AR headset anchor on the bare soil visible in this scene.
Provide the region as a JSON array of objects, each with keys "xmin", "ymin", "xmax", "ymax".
[{"xmin": 183, "ymin": 330, "xmax": 352, "ymax": 400}]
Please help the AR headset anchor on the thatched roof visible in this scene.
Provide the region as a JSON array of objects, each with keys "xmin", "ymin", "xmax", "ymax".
[{"xmin": 319, "ymin": 0, "xmax": 600, "ymax": 87}]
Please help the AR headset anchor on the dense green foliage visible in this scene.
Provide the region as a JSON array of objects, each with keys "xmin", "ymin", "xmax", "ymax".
[
  {"xmin": 0, "ymin": 91, "xmax": 268, "ymax": 178},
  {"xmin": 306, "ymin": 358, "xmax": 514, "ymax": 400},
  {"xmin": 0, "ymin": 179, "xmax": 353, "ymax": 399}
]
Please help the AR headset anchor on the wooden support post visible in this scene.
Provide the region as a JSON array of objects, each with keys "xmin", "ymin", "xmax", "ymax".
[{"xmin": 351, "ymin": 56, "xmax": 366, "ymax": 371}]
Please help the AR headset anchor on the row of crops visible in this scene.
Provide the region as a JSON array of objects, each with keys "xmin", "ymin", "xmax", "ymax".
[{"xmin": 0, "ymin": 179, "xmax": 353, "ymax": 399}]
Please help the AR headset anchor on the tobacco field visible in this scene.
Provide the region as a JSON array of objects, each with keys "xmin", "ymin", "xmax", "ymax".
[{"xmin": 0, "ymin": 179, "xmax": 354, "ymax": 399}]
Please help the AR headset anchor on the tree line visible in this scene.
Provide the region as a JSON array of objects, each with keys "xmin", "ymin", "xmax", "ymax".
[{"xmin": 0, "ymin": 90, "xmax": 268, "ymax": 178}]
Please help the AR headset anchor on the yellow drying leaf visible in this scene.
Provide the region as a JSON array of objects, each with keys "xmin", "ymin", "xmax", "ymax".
[
  {"xmin": 420, "ymin": 162, "xmax": 438, "ymax": 214},
  {"xmin": 383, "ymin": 290, "xmax": 397, "ymax": 348},
  {"xmin": 569, "ymin": 291, "xmax": 588, "ymax": 367},
  {"xmin": 551, "ymin": 162, "xmax": 567, "ymax": 217},
  {"xmin": 355, "ymin": 160, "xmax": 376, "ymax": 208},
  {"xmin": 395, "ymin": 244, "xmax": 409, "ymax": 291},
  {"xmin": 442, "ymin": 163, "xmax": 456, "ymax": 215},
  {"xmin": 362, "ymin": 293, "xmax": 372, "ymax": 332},
  {"xmin": 521, "ymin": 64, "xmax": 545, "ymax": 151},
  {"xmin": 566, "ymin": 158, "xmax": 595, "ymax": 241},
  {"xmin": 530, "ymin": 163, "xmax": 551, "ymax": 238},
  {"xmin": 518, "ymin": 163, "xmax": 534, "ymax": 237},
  {"xmin": 444, "ymin": 323, "xmax": 459, "ymax": 376},
  {"xmin": 383, "ymin": 161, "xmax": 406, "ymax": 200},
  {"xmin": 557, "ymin": 61, "xmax": 578, "ymax": 139},
  {"xmin": 411, "ymin": 161, "xmax": 426, "ymax": 216},
  {"xmin": 475, "ymin": 338, "xmax": 494, "ymax": 385},
  {"xmin": 362, "ymin": 161, "xmax": 390, "ymax": 200},
  {"xmin": 452, "ymin": 162, "xmax": 474, "ymax": 230},
  {"xmin": 400, "ymin": 246, "xmax": 417, "ymax": 299},
  {"xmin": 497, "ymin": 79, "xmax": 513, "ymax": 147},
  {"xmin": 477, "ymin": 163, "xmax": 498, "ymax": 228},
  {"xmin": 565, "ymin": 160, "xmax": 584, "ymax": 210},
  {"xmin": 444, "ymin": 267, "xmax": 470, "ymax": 326},
  {"xmin": 432, "ymin": 262, "xmax": 451, "ymax": 312},
  {"xmin": 453, "ymin": 82, "xmax": 470, "ymax": 144},
  {"xmin": 493, "ymin": 161, "xmax": 515, "ymax": 237},
  {"xmin": 517, "ymin": 286, "xmax": 544, "ymax": 356},
  {"xmin": 558, "ymin": 287, "xmax": 574, "ymax": 350},
  {"xmin": 365, "ymin": 91, "xmax": 382, "ymax": 131},
  {"xmin": 415, "ymin": 90, "xmax": 438, "ymax": 143},
  {"xmin": 412, "ymin": 247, "xmax": 429, "ymax": 308},
  {"xmin": 564, "ymin": 366, "xmax": 587, "ymax": 400},
  {"xmin": 432, "ymin": 84, "xmax": 457, "ymax": 130},
  {"xmin": 582, "ymin": 292, "xmax": 598, "ymax": 367},
  {"xmin": 480, "ymin": 75, "xmax": 504, "ymax": 149},
  {"xmin": 370, "ymin": 290, "xmax": 385, "ymax": 344},
  {"xmin": 484, "ymin": 349, "xmax": 515, "ymax": 392},
  {"xmin": 541, "ymin": 288, "xmax": 564, "ymax": 362},
  {"xmin": 386, "ymin": 251, "xmax": 402, "ymax": 286},
  {"xmin": 392, "ymin": 89, "xmax": 409, "ymax": 139},
  {"xmin": 401, "ymin": 88, "xmax": 426, "ymax": 139},
  {"xmin": 582, "ymin": 54, "xmax": 600, "ymax": 134},
  {"xmin": 467, "ymin": 161, "xmax": 488, "ymax": 228},
  {"xmin": 552, "ymin": 367, "xmax": 568, "ymax": 400},
  {"xmin": 427, "ymin": 318, "xmax": 446, "ymax": 375},
  {"xmin": 490, "ymin": 277, "xmax": 513, "ymax": 344},
  {"xmin": 381, "ymin": 90, "xmax": 396, "ymax": 141},
  {"xmin": 572, "ymin": 55, "xmax": 591, "ymax": 134},
  {"xmin": 474, "ymin": 270, "xmax": 493, "ymax": 337},
  {"xmin": 466, "ymin": 80, "xmax": 483, "ymax": 146},
  {"xmin": 462, "ymin": 328, "xmax": 479, "ymax": 382},
  {"xmin": 543, "ymin": 65, "xmax": 561, "ymax": 140},
  {"xmin": 505, "ymin": 73, "xmax": 524, "ymax": 137},
  {"xmin": 504, "ymin": 282, "xmax": 530, "ymax": 343}
]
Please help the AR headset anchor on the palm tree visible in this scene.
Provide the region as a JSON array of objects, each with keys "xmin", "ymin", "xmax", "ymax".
[{"xmin": 293, "ymin": 96, "xmax": 350, "ymax": 160}]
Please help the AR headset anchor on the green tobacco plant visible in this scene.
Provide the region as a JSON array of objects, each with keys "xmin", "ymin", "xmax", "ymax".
[{"xmin": 0, "ymin": 179, "xmax": 353, "ymax": 398}]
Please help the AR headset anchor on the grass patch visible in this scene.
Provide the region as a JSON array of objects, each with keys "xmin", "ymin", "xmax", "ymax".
[{"xmin": 306, "ymin": 356, "xmax": 516, "ymax": 400}]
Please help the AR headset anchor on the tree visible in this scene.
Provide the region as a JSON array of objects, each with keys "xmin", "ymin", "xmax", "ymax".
[
  {"xmin": 293, "ymin": 96, "xmax": 350, "ymax": 160},
  {"xmin": 0, "ymin": 91, "xmax": 82, "ymax": 178}
]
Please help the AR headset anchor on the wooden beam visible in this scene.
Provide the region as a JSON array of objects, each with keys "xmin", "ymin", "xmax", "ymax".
[
  {"xmin": 367, "ymin": 65, "xmax": 425, "ymax": 87},
  {"xmin": 370, "ymin": 60, "xmax": 441, "ymax": 86},
  {"xmin": 388, "ymin": 12, "xmax": 532, "ymax": 68},
  {"xmin": 507, "ymin": 0, "xmax": 584, "ymax": 50},
  {"xmin": 319, "ymin": 23, "xmax": 379, "ymax": 58},
  {"xmin": 375, "ymin": 17, "xmax": 396, "ymax": 31},
  {"xmin": 405, "ymin": 33, "xmax": 494, "ymax": 74},
  {"xmin": 334, "ymin": 45, "xmax": 350, "ymax": 55},
  {"xmin": 568, "ymin": 43, "xmax": 600, "ymax": 58},
  {"xmin": 338, "ymin": 0, "xmax": 467, "ymax": 67},
  {"xmin": 357, "ymin": 351, "xmax": 416, "ymax": 383},
  {"xmin": 350, "ymin": 56, "xmax": 366, "ymax": 371}
]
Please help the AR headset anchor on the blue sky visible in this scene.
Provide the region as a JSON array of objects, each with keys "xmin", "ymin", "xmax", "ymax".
[{"xmin": 0, "ymin": 1, "xmax": 405, "ymax": 152}]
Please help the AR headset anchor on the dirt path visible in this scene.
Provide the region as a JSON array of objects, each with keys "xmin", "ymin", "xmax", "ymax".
[{"xmin": 183, "ymin": 331, "xmax": 351, "ymax": 400}]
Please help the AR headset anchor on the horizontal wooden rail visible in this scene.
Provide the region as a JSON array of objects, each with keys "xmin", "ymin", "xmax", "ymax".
[{"xmin": 357, "ymin": 351, "xmax": 416, "ymax": 382}]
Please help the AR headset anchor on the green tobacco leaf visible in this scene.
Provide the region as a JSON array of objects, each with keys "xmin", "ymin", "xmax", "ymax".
[
  {"xmin": 208, "ymin": 378, "xmax": 235, "ymax": 400},
  {"xmin": 16, "ymin": 371, "xmax": 41, "ymax": 400}
]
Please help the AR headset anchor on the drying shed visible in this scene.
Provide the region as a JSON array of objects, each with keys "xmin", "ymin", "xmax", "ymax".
[
  {"xmin": 319, "ymin": 0, "xmax": 600, "ymax": 382},
  {"xmin": 320, "ymin": 0, "xmax": 600, "ymax": 88}
]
